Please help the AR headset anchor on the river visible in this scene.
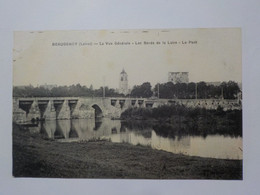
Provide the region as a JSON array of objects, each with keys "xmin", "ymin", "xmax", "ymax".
[{"xmin": 27, "ymin": 118, "xmax": 242, "ymax": 160}]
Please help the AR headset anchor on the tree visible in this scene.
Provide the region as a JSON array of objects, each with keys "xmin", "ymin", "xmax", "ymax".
[
  {"xmin": 197, "ymin": 82, "xmax": 208, "ymax": 99},
  {"xmin": 187, "ymin": 82, "xmax": 196, "ymax": 99},
  {"xmin": 221, "ymin": 81, "xmax": 240, "ymax": 99},
  {"xmin": 131, "ymin": 82, "xmax": 153, "ymax": 98}
]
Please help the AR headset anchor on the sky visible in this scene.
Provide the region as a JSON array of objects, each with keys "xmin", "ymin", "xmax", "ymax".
[{"xmin": 13, "ymin": 28, "xmax": 242, "ymax": 89}]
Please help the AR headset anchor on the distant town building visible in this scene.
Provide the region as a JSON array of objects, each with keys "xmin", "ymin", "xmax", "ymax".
[
  {"xmin": 39, "ymin": 84, "xmax": 57, "ymax": 90},
  {"xmin": 168, "ymin": 72, "xmax": 189, "ymax": 84},
  {"xmin": 118, "ymin": 69, "xmax": 128, "ymax": 95}
]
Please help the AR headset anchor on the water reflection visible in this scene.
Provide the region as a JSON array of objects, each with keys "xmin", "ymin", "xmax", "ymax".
[
  {"xmin": 29, "ymin": 118, "xmax": 242, "ymax": 159},
  {"xmin": 57, "ymin": 120, "xmax": 71, "ymax": 139},
  {"xmin": 42, "ymin": 120, "xmax": 56, "ymax": 138}
]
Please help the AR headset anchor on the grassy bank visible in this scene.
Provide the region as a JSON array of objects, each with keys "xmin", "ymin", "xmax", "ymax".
[{"xmin": 13, "ymin": 124, "xmax": 242, "ymax": 179}]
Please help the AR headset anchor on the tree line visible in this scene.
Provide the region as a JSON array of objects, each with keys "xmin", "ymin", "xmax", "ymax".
[
  {"xmin": 130, "ymin": 81, "xmax": 241, "ymax": 99},
  {"xmin": 13, "ymin": 81, "xmax": 241, "ymax": 99},
  {"xmin": 13, "ymin": 84, "xmax": 123, "ymax": 97}
]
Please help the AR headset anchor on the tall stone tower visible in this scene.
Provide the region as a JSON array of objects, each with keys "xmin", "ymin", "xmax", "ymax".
[{"xmin": 119, "ymin": 68, "xmax": 128, "ymax": 95}]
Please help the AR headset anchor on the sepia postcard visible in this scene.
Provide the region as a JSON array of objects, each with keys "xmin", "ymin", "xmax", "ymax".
[{"xmin": 12, "ymin": 28, "xmax": 242, "ymax": 179}]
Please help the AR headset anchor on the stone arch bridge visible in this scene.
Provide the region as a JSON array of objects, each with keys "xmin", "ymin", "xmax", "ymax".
[{"xmin": 13, "ymin": 97, "xmax": 241, "ymax": 123}]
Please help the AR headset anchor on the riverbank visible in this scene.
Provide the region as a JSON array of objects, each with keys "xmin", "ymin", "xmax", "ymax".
[{"xmin": 13, "ymin": 124, "xmax": 242, "ymax": 179}]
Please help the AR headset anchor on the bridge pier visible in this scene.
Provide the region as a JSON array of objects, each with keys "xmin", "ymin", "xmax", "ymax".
[
  {"xmin": 131, "ymin": 99, "xmax": 137, "ymax": 107},
  {"xmin": 114, "ymin": 99, "xmax": 121, "ymax": 109},
  {"xmin": 68, "ymin": 100, "xmax": 78, "ymax": 116},
  {"xmin": 43, "ymin": 100, "xmax": 56, "ymax": 120},
  {"xmin": 57, "ymin": 100, "xmax": 71, "ymax": 120},
  {"xmin": 27, "ymin": 100, "xmax": 41, "ymax": 122},
  {"xmin": 72, "ymin": 100, "xmax": 95, "ymax": 119},
  {"xmin": 138, "ymin": 99, "xmax": 145, "ymax": 108},
  {"xmin": 38, "ymin": 100, "xmax": 49, "ymax": 119},
  {"xmin": 13, "ymin": 99, "xmax": 26, "ymax": 123}
]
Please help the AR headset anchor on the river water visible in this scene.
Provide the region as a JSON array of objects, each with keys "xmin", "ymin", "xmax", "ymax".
[{"xmin": 28, "ymin": 118, "xmax": 242, "ymax": 160}]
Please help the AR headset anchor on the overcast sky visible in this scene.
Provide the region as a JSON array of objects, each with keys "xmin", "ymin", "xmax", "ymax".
[{"xmin": 13, "ymin": 28, "xmax": 241, "ymax": 89}]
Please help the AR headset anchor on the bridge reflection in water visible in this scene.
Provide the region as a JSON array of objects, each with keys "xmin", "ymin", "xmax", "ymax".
[{"xmin": 29, "ymin": 118, "xmax": 242, "ymax": 160}]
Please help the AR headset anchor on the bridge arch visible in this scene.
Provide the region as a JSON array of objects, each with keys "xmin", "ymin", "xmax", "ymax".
[{"xmin": 91, "ymin": 104, "xmax": 103, "ymax": 118}]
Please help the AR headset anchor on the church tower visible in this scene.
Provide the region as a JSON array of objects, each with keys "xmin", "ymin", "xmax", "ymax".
[{"xmin": 119, "ymin": 69, "xmax": 128, "ymax": 95}]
